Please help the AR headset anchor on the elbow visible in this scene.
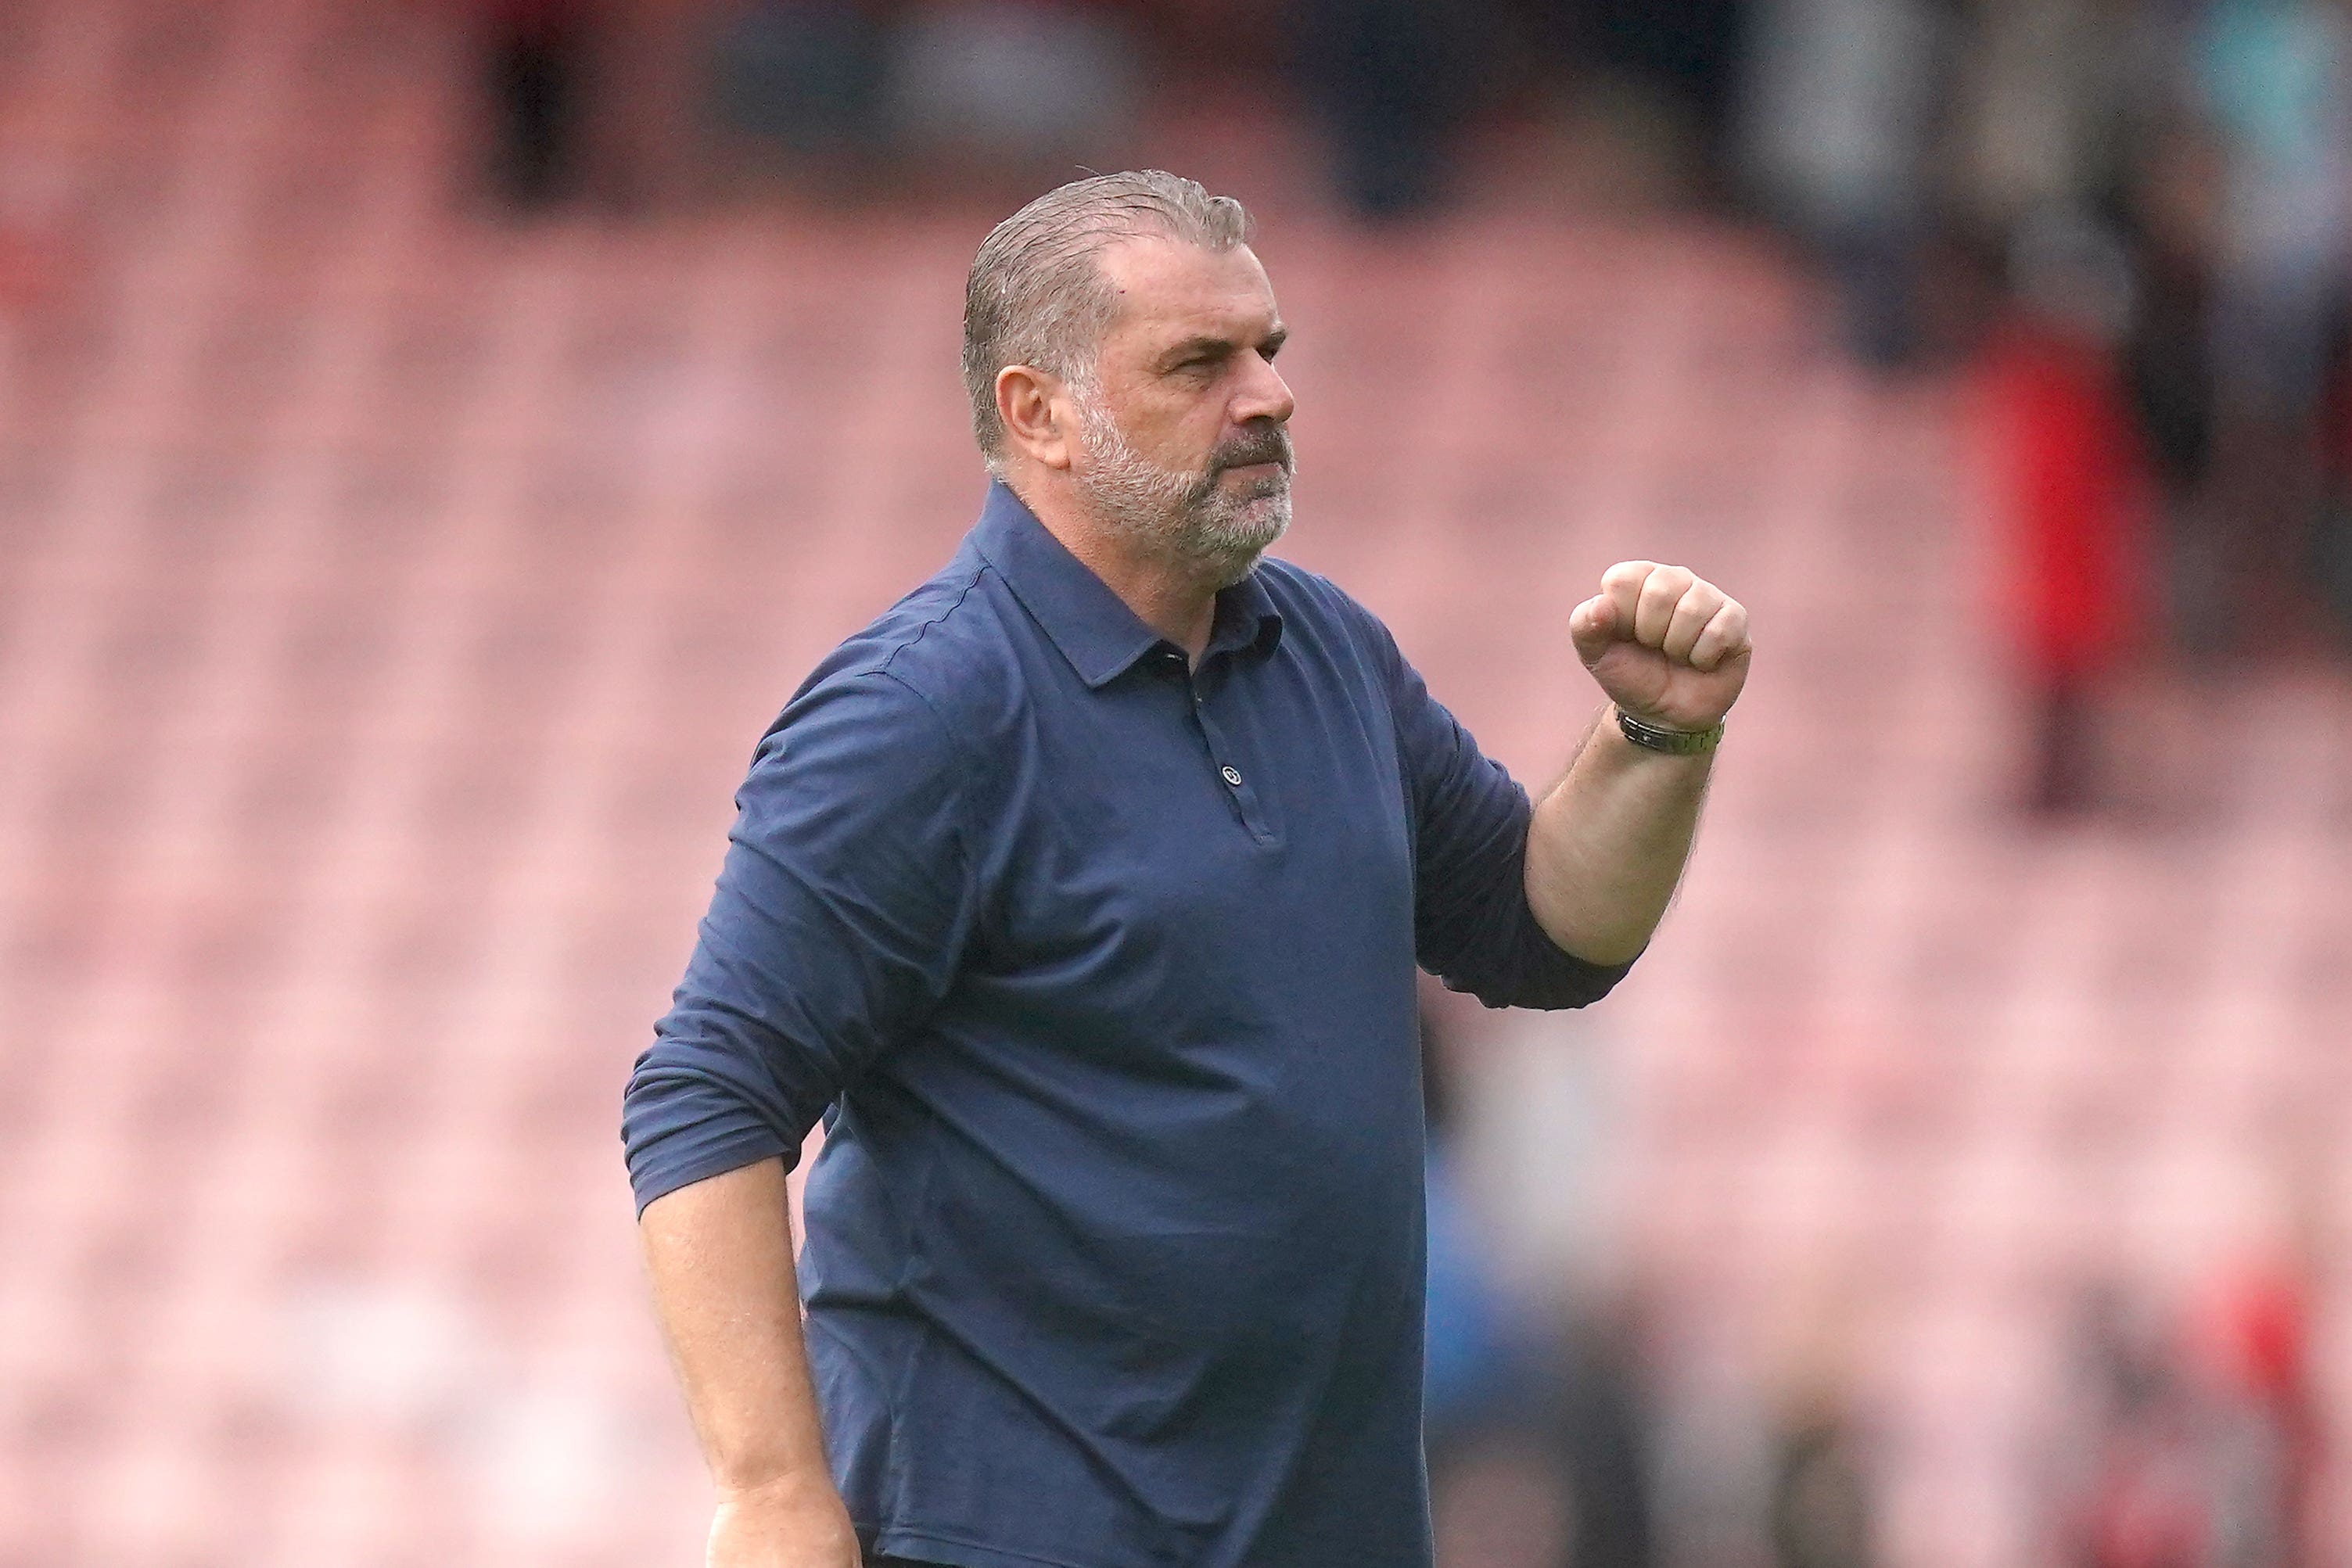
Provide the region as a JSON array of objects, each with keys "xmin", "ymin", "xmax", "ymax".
[
  {"xmin": 1542, "ymin": 924, "xmax": 1649, "ymax": 971},
  {"xmin": 1430, "ymin": 924, "xmax": 1637, "ymax": 1011},
  {"xmin": 622, "ymin": 1050, "xmax": 803, "ymax": 1216},
  {"xmin": 1493, "ymin": 907, "xmax": 1643, "ymax": 1009},
  {"xmin": 1524, "ymin": 867, "xmax": 1660, "ymax": 971},
  {"xmin": 1515, "ymin": 938, "xmax": 1639, "ymax": 1009}
]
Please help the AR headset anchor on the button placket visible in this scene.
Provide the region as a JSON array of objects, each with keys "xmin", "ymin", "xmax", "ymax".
[{"xmin": 1185, "ymin": 677, "xmax": 1273, "ymax": 843}]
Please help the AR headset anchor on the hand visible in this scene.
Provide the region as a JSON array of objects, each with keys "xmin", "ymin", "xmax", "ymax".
[
  {"xmin": 1569, "ymin": 561, "xmax": 1751, "ymax": 734},
  {"xmin": 706, "ymin": 1476, "xmax": 862, "ymax": 1568}
]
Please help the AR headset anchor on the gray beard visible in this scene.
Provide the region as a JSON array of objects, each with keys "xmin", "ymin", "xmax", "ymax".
[{"xmin": 1072, "ymin": 397, "xmax": 1293, "ymax": 588}]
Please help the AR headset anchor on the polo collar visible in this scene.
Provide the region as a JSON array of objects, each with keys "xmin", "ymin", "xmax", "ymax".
[{"xmin": 971, "ymin": 481, "xmax": 1284, "ymax": 689}]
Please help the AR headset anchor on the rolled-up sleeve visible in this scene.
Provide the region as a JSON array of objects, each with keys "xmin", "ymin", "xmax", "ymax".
[
  {"xmin": 1384, "ymin": 639, "xmax": 1633, "ymax": 1010},
  {"xmin": 623, "ymin": 669, "xmax": 976, "ymax": 1214}
]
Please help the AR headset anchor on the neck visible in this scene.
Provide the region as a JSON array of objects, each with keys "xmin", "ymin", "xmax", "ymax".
[{"xmin": 1009, "ymin": 472, "xmax": 1224, "ymax": 660}]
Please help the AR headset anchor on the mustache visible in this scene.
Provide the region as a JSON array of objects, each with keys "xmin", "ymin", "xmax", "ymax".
[{"xmin": 1210, "ymin": 424, "xmax": 1294, "ymax": 476}]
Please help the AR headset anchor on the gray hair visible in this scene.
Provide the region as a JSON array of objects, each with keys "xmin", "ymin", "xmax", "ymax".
[{"xmin": 962, "ymin": 170, "xmax": 1251, "ymax": 471}]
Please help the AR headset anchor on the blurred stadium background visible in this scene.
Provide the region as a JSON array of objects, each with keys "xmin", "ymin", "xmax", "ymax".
[{"xmin": 3, "ymin": 0, "xmax": 2350, "ymax": 1564}]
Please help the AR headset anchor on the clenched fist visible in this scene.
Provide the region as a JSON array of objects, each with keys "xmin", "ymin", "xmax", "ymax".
[{"xmin": 1569, "ymin": 562, "xmax": 1751, "ymax": 736}]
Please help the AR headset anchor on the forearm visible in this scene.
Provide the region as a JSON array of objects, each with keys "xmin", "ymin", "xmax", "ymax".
[
  {"xmin": 639, "ymin": 1157, "xmax": 844, "ymax": 1513},
  {"xmin": 1523, "ymin": 706, "xmax": 1714, "ymax": 966}
]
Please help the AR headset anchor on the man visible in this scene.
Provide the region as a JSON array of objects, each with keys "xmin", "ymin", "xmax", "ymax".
[{"xmin": 624, "ymin": 170, "xmax": 1751, "ymax": 1568}]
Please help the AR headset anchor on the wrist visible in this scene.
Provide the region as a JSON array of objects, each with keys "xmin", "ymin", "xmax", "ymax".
[
  {"xmin": 709, "ymin": 1474, "xmax": 860, "ymax": 1566},
  {"xmin": 714, "ymin": 1463, "xmax": 842, "ymax": 1510}
]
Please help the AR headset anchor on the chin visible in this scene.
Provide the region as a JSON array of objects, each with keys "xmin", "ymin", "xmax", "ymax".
[
  {"xmin": 1201, "ymin": 509, "xmax": 1290, "ymax": 587},
  {"xmin": 1207, "ymin": 547, "xmax": 1270, "ymax": 590},
  {"xmin": 1237, "ymin": 494, "xmax": 1292, "ymax": 552}
]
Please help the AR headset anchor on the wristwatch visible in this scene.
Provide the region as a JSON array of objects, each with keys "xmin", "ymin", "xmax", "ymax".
[{"xmin": 1615, "ymin": 707, "xmax": 1725, "ymax": 755}]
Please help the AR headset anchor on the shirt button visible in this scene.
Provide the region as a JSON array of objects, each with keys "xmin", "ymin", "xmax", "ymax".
[{"xmin": 1220, "ymin": 765, "xmax": 1244, "ymax": 788}]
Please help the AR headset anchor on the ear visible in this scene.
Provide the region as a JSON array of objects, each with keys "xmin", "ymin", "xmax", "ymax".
[{"xmin": 996, "ymin": 364, "xmax": 1078, "ymax": 472}]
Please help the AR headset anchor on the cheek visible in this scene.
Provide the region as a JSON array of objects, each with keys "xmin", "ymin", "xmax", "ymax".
[{"xmin": 1127, "ymin": 395, "xmax": 1224, "ymax": 468}]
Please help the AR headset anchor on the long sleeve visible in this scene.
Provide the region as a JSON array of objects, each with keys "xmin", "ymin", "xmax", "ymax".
[
  {"xmin": 1384, "ymin": 637, "xmax": 1633, "ymax": 1010},
  {"xmin": 623, "ymin": 669, "xmax": 979, "ymax": 1214}
]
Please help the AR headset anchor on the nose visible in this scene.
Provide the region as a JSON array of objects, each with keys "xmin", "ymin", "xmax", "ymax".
[{"xmin": 1233, "ymin": 348, "xmax": 1294, "ymax": 429}]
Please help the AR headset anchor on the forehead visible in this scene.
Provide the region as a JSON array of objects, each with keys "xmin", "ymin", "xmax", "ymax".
[{"xmin": 1093, "ymin": 236, "xmax": 1279, "ymax": 346}]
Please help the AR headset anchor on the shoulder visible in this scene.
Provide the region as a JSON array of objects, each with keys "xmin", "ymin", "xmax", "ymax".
[
  {"xmin": 757, "ymin": 547, "xmax": 1028, "ymax": 770},
  {"xmin": 1252, "ymin": 555, "xmax": 1406, "ymax": 675}
]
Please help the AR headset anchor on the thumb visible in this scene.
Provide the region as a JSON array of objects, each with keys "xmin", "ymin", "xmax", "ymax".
[{"xmin": 1569, "ymin": 594, "xmax": 1618, "ymax": 667}]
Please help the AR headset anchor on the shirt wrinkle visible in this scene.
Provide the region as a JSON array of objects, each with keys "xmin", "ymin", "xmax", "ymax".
[{"xmin": 874, "ymin": 565, "xmax": 991, "ymax": 698}]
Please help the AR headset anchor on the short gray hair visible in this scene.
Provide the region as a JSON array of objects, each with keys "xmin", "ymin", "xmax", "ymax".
[{"xmin": 963, "ymin": 170, "xmax": 1251, "ymax": 470}]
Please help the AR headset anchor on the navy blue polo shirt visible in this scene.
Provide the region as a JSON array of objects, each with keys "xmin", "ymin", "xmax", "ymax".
[{"xmin": 623, "ymin": 482, "xmax": 1630, "ymax": 1568}]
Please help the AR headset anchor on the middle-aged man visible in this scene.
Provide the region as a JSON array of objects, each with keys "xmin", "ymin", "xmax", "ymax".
[{"xmin": 624, "ymin": 170, "xmax": 1751, "ymax": 1568}]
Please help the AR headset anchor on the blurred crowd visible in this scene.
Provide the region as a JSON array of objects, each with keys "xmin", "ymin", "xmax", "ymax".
[
  {"xmin": 2053, "ymin": 1265, "xmax": 2326, "ymax": 1568},
  {"xmin": 453, "ymin": 3, "xmax": 2344, "ymax": 1563},
  {"xmin": 469, "ymin": 0, "xmax": 2352, "ymax": 816},
  {"xmin": 1942, "ymin": 0, "xmax": 2352, "ymax": 815},
  {"xmin": 0, "ymin": 5, "xmax": 2332, "ymax": 1560},
  {"xmin": 1418, "ymin": 997, "xmax": 2329, "ymax": 1568}
]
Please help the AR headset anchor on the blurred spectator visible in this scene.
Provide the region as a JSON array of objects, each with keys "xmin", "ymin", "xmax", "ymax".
[
  {"xmin": 2049, "ymin": 1250, "xmax": 2329, "ymax": 1568},
  {"xmin": 1425, "ymin": 996, "xmax": 1664, "ymax": 1568},
  {"xmin": 1765, "ymin": 1388, "xmax": 1874, "ymax": 1568},
  {"xmin": 1978, "ymin": 210, "xmax": 2152, "ymax": 814},
  {"xmin": 1650, "ymin": 1363, "xmax": 1775, "ymax": 1568},
  {"xmin": 1423, "ymin": 1002, "xmax": 1574, "ymax": 1568},
  {"xmin": 882, "ymin": 4, "xmax": 1141, "ymax": 183},
  {"xmin": 2193, "ymin": 0, "xmax": 2352, "ymax": 651},
  {"xmin": 1425, "ymin": 1139, "xmax": 1521, "ymax": 1438},
  {"xmin": 1504, "ymin": 0, "xmax": 1747, "ymax": 201},
  {"xmin": 706, "ymin": 1, "xmax": 887, "ymax": 178},
  {"xmin": 1425, "ymin": 1011, "xmax": 1526, "ymax": 1445},
  {"xmin": 2198, "ymin": 0, "xmax": 2352, "ymax": 427},
  {"xmin": 481, "ymin": 0, "xmax": 601, "ymax": 209},
  {"xmin": 704, "ymin": 1, "xmax": 1143, "ymax": 193},
  {"xmin": 696, "ymin": 1, "xmax": 1138, "ymax": 197},
  {"xmin": 2059, "ymin": 1288, "xmax": 2216, "ymax": 1568},
  {"xmin": 1552, "ymin": 1303, "xmax": 1661, "ymax": 1568},
  {"xmin": 1755, "ymin": 1283, "xmax": 1878, "ymax": 1568},
  {"xmin": 1582, "ymin": 0, "xmax": 1748, "ymax": 187},
  {"xmin": 1293, "ymin": 0, "xmax": 1474, "ymax": 219},
  {"xmin": 2189, "ymin": 1227, "xmax": 2327, "ymax": 1568},
  {"xmin": 2317, "ymin": 345, "xmax": 2352, "ymax": 641},
  {"xmin": 2114, "ymin": 112, "xmax": 2228, "ymax": 653},
  {"xmin": 1739, "ymin": 0, "xmax": 1950, "ymax": 368},
  {"xmin": 1949, "ymin": 0, "xmax": 2127, "ymax": 242}
]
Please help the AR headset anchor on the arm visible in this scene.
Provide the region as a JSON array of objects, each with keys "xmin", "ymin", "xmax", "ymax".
[
  {"xmin": 1524, "ymin": 712, "xmax": 1712, "ymax": 965},
  {"xmin": 1527, "ymin": 561, "xmax": 1751, "ymax": 965},
  {"xmin": 623, "ymin": 671, "xmax": 977, "ymax": 1560},
  {"xmin": 640, "ymin": 1159, "xmax": 859, "ymax": 1567},
  {"xmin": 1383, "ymin": 625, "xmax": 1628, "ymax": 1010}
]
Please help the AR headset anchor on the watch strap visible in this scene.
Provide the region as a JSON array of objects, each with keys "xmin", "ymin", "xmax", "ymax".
[{"xmin": 1615, "ymin": 707, "xmax": 1725, "ymax": 755}]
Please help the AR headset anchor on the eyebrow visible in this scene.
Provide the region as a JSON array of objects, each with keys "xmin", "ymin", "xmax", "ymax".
[{"xmin": 1157, "ymin": 324, "xmax": 1288, "ymax": 371}]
